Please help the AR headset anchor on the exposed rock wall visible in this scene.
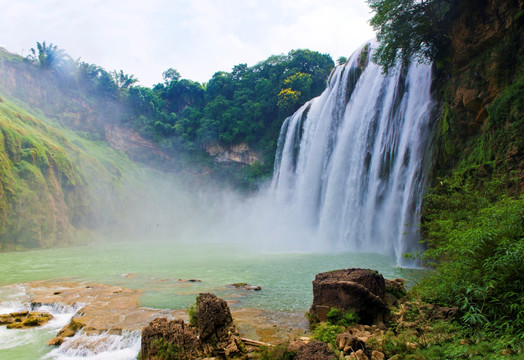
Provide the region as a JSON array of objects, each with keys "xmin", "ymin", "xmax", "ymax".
[
  {"xmin": 205, "ymin": 142, "xmax": 263, "ymax": 165},
  {"xmin": 447, "ymin": 0, "xmax": 523, "ymax": 134}
]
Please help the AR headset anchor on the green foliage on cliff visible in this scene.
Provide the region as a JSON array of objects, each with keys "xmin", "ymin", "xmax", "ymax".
[
  {"xmin": 0, "ymin": 97, "xmax": 85, "ymax": 249},
  {"xmin": 123, "ymin": 49, "xmax": 334, "ymax": 175},
  {"xmin": 415, "ymin": 0, "xmax": 524, "ymax": 345},
  {"xmin": 0, "ymin": 92, "xmax": 145, "ymax": 250},
  {"xmin": 367, "ymin": 0, "xmax": 457, "ymax": 72}
]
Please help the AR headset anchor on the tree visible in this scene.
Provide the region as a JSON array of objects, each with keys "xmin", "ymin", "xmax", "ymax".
[
  {"xmin": 337, "ymin": 56, "xmax": 348, "ymax": 66},
  {"xmin": 28, "ymin": 41, "xmax": 67, "ymax": 70},
  {"xmin": 162, "ymin": 68, "xmax": 181, "ymax": 84},
  {"xmin": 111, "ymin": 70, "xmax": 138, "ymax": 89},
  {"xmin": 367, "ymin": 0, "xmax": 456, "ymax": 72}
]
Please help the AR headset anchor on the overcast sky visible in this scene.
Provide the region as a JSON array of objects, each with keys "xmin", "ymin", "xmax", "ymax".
[{"xmin": 0, "ymin": 0, "xmax": 376, "ymax": 86}]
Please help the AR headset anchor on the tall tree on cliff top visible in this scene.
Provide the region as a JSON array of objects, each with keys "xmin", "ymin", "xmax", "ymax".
[
  {"xmin": 368, "ymin": 0, "xmax": 458, "ymax": 72},
  {"xmin": 29, "ymin": 41, "xmax": 67, "ymax": 69}
]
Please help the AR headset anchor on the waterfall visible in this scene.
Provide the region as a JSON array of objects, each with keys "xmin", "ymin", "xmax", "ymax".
[{"xmin": 271, "ymin": 42, "xmax": 436, "ymax": 265}]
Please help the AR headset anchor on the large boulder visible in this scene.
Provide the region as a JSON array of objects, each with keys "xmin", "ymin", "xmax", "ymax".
[
  {"xmin": 309, "ymin": 269, "xmax": 392, "ymax": 325},
  {"xmin": 141, "ymin": 318, "xmax": 202, "ymax": 360},
  {"xmin": 141, "ymin": 293, "xmax": 246, "ymax": 360},
  {"xmin": 196, "ymin": 293, "xmax": 246, "ymax": 359}
]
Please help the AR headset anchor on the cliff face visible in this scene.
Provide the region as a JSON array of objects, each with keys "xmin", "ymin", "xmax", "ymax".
[
  {"xmin": 205, "ymin": 142, "xmax": 263, "ymax": 165},
  {"xmin": 434, "ymin": 0, "xmax": 523, "ymax": 191},
  {"xmin": 0, "ymin": 97, "xmax": 88, "ymax": 249},
  {"xmin": 447, "ymin": 0, "xmax": 523, "ymax": 131},
  {"xmin": 0, "ymin": 48, "xmax": 167, "ymax": 165}
]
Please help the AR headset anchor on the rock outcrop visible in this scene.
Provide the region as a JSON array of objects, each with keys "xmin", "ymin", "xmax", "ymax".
[
  {"xmin": 205, "ymin": 142, "xmax": 263, "ymax": 165},
  {"xmin": 295, "ymin": 340, "xmax": 336, "ymax": 360},
  {"xmin": 0, "ymin": 310, "xmax": 53, "ymax": 329},
  {"xmin": 309, "ymin": 269, "xmax": 396, "ymax": 326},
  {"xmin": 141, "ymin": 293, "xmax": 246, "ymax": 360},
  {"xmin": 141, "ymin": 318, "xmax": 202, "ymax": 360}
]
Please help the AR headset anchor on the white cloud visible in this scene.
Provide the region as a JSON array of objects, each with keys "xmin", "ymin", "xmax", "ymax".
[{"xmin": 0, "ymin": 0, "xmax": 376, "ymax": 86}]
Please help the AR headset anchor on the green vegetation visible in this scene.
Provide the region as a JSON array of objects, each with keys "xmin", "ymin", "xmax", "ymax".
[
  {"xmin": 255, "ymin": 345, "xmax": 296, "ymax": 360},
  {"xmin": 369, "ymin": 0, "xmax": 523, "ymax": 357},
  {"xmin": 367, "ymin": 0, "xmax": 456, "ymax": 72},
  {"xmin": 326, "ymin": 307, "xmax": 360, "ymax": 328},
  {"xmin": 188, "ymin": 304, "xmax": 198, "ymax": 327},
  {"xmin": 148, "ymin": 337, "xmax": 181, "ymax": 360},
  {"xmin": 122, "ymin": 49, "xmax": 333, "ymax": 182},
  {"xmin": 312, "ymin": 322, "xmax": 344, "ymax": 348}
]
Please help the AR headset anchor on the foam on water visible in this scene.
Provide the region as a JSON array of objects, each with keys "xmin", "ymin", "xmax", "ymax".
[{"xmin": 44, "ymin": 330, "xmax": 141, "ymax": 360}]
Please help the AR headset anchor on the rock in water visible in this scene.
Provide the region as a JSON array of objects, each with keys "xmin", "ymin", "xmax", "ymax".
[{"xmin": 309, "ymin": 268, "xmax": 388, "ymax": 325}]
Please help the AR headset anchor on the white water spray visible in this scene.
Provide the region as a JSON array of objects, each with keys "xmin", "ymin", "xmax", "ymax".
[{"xmin": 272, "ymin": 42, "xmax": 436, "ymax": 265}]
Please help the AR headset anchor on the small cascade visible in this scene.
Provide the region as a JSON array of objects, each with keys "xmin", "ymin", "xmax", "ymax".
[
  {"xmin": 44, "ymin": 330, "xmax": 141, "ymax": 360},
  {"xmin": 272, "ymin": 41, "xmax": 436, "ymax": 265}
]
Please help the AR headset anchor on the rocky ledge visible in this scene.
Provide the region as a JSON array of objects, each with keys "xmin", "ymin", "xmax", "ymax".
[
  {"xmin": 0, "ymin": 310, "xmax": 53, "ymax": 329},
  {"xmin": 309, "ymin": 268, "xmax": 405, "ymax": 326}
]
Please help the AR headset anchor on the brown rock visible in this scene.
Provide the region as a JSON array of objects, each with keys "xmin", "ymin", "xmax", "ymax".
[
  {"xmin": 336, "ymin": 332, "xmax": 362, "ymax": 353},
  {"xmin": 47, "ymin": 337, "xmax": 65, "ymax": 346},
  {"xmin": 0, "ymin": 314, "xmax": 14, "ymax": 325},
  {"xmin": 371, "ymin": 350, "xmax": 385, "ymax": 360},
  {"xmin": 348, "ymin": 349, "xmax": 369, "ymax": 360},
  {"xmin": 4, "ymin": 311, "xmax": 53, "ymax": 329},
  {"xmin": 196, "ymin": 293, "xmax": 235, "ymax": 340},
  {"xmin": 141, "ymin": 318, "xmax": 202, "ymax": 360},
  {"xmin": 296, "ymin": 340, "xmax": 336, "ymax": 360},
  {"xmin": 196, "ymin": 293, "xmax": 246, "ymax": 359},
  {"xmin": 309, "ymin": 269, "xmax": 388, "ymax": 325}
]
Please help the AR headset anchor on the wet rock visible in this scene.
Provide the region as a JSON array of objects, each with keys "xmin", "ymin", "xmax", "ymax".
[
  {"xmin": 3, "ymin": 311, "xmax": 53, "ymax": 329},
  {"xmin": 228, "ymin": 283, "xmax": 261, "ymax": 291},
  {"xmin": 179, "ymin": 278, "xmax": 202, "ymax": 283},
  {"xmin": 141, "ymin": 318, "xmax": 202, "ymax": 360},
  {"xmin": 47, "ymin": 337, "xmax": 65, "ymax": 346},
  {"xmin": 296, "ymin": 340, "xmax": 336, "ymax": 360},
  {"xmin": 309, "ymin": 269, "xmax": 388, "ymax": 325}
]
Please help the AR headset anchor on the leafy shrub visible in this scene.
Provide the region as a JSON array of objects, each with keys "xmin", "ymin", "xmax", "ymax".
[
  {"xmin": 418, "ymin": 195, "xmax": 524, "ymax": 338},
  {"xmin": 149, "ymin": 338, "xmax": 180, "ymax": 360},
  {"xmin": 326, "ymin": 307, "xmax": 360, "ymax": 327},
  {"xmin": 188, "ymin": 304, "xmax": 198, "ymax": 327},
  {"xmin": 312, "ymin": 322, "xmax": 344, "ymax": 347}
]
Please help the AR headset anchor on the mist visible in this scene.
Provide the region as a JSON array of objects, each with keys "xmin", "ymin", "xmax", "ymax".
[{"xmin": 95, "ymin": 166, "xmax": 322, "ymax": 255}]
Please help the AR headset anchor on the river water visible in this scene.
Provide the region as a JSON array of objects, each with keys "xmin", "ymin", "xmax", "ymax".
[{"xmin": 0, "ymin": 240, "xmax": 410, "ymax": 359}]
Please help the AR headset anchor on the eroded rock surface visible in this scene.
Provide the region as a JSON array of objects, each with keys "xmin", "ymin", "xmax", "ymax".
[
  {"xmin": 309, "ymin": 269, "xmax": 390, "ymax": 325},
  {"xmin": 141, "ymin": 293, "xmax": 247, "ymax": 360},
  {"xmin": 0, "ymin": 310, "xmax": 53, "ymax": 329},
  {"xmin": 141, "ymin": 318, "xmax": 202, "ymax": 360},
  {"xmin": 296, "ymin": 340, "xmax": 335, "ymax": 360}
]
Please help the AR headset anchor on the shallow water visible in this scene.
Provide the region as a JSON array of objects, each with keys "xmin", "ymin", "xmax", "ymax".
[{"xmin": 0, "ymin": 241, "xmax": 415, "ymax": 359}]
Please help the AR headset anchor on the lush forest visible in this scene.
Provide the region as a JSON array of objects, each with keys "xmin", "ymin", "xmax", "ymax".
[{"xmin": 19, "ymin": 42, "xmax": 334, "ymax": 187}]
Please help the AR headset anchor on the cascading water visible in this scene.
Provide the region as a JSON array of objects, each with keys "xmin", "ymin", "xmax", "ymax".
[{"xmin": 272, "ymin": 41, "xmax": 436, "ymax": 265}]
